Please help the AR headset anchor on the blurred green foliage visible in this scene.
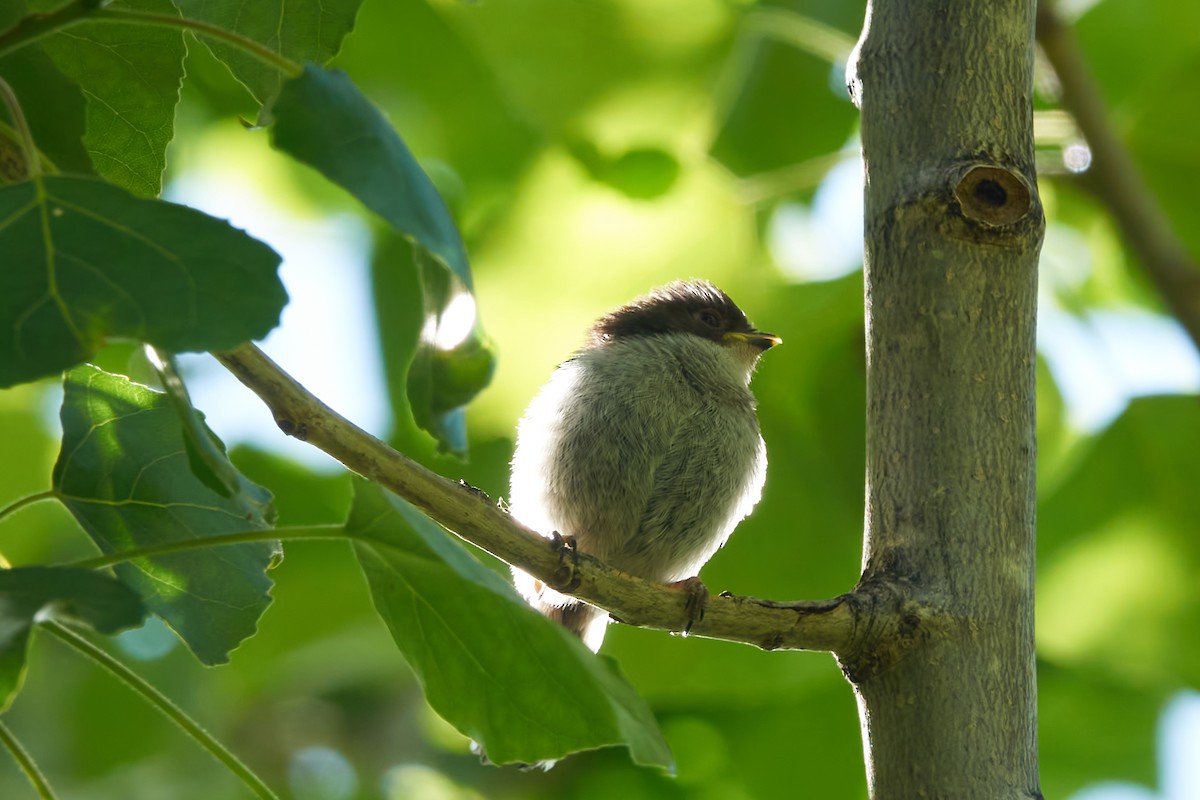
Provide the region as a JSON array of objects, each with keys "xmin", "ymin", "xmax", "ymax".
[{"xmin": 1, "ymin": 0, "xmax": 1199, "ymax": 798}]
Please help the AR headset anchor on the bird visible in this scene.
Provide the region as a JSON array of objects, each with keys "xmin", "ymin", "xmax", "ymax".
[{"xmin": 508, "ymin": 279, "xmax": 780, "ymax": 651}]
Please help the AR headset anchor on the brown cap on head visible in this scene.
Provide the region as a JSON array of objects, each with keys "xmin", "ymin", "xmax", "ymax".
[{"xmin": 587, "ymin": 280, "xmax": 780, "ymax": 350}]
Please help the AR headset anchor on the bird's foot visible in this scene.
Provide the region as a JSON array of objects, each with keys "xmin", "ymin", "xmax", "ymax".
[
  {"xmin": 668, "ymin": 576, "xmax": 709, "ymax": 636},
  {"xmin": 547, "ymin": 531, "xmax": 581, "ymax": 593}
]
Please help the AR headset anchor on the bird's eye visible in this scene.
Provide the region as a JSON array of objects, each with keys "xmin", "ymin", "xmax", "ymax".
[{"xmin": 695, "ymin": 309, "xmax": 723, "ymax": 329}]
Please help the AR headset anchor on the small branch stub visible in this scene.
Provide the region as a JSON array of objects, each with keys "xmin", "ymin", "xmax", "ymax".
[{"xmin": 954, "ymin": 165, "xmax": 1032, "ymax": 227}]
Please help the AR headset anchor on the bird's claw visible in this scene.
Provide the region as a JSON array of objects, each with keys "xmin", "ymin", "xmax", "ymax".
[
  {"xmin": 668, "ymin": 576, "xmax": 709, "ymax": 636},
  {"xmin": 548, "ymin": 531, "xmax": 581, "ymax": 593}
]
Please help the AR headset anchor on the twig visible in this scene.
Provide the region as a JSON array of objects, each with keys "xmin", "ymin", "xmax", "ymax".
[
  {"xmin": 0, "ymin": 720, "xmax": 58, "ymax": 800},
  {"xmin": 1036, "ymin": 6, "xmax": 1200, "ymax": 352},
  {"xmin": 0, "ymin": 490, "xmax": 57, "ymax": 526},
  {"xmin": 0, "ymin": 77, "xmax": 38, "ymax": 179},
  {"xmin": 40, "ymin": 622, "xmax": 279, "ymax": 800},
  {"xmin": 213, "ymin": 343, "xmax": 861, "ymax": 653}
]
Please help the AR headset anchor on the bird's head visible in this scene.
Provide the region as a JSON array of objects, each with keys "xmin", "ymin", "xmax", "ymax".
[{"xmin": 587, "ymin": 280, "xmax": 781, "ymax": 370}]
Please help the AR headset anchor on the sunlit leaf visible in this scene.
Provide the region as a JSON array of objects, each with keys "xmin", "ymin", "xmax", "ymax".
[
  {"xmin": 0, "ymin": 175, "xmax": 285, "ymax": 388},
  {"xmin": 53, "ymin": 365, "xmax": 279, "ymax": 666},
  {"xmin": 0, "ymin": 566, "xmax": 145, "ymax": 711},
  {"xmin": 272, "ymin": 66, "xmax": 495, "ymax": 454},
  {"xmin": 175, "ymin": 0, "xmax": 362, "ymax": 114},
  {"xmin": 30, "ymin": 0, "xmax": 184, "ymax": 196},
  {"xmin": 348, "ymin": 480, "xmax": 673, "ymax": 769}
]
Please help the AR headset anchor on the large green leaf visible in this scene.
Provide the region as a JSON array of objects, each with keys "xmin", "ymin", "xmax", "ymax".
[
  {"xmin": 0, "ymin": 566, "xmax": 146, "ymax": 711},
  {"xmin": 174, "ymin": 0, "xmax": 362, "ymax": 112},
  {"xmin": 331, "ymin": 0, "xmax": 537, "ymax": 187},
  {"xmin": 53, "ymin": 365, "xmax": 279, "ymax": 666},
  {"xmin": 347, "ymin": 480, "xmax": 673, "ymax": 769},
  {"xmin": 272, "ymin": 66, "xmax": 495, "ymax": 454},
  {"xmin": 0, "ymin": 175, "xmax": 285, "ymax": 388},
  {"xmin": 30, "ymin": 0, "xmax": 185, "ymax": 196},
  {"xmin": 272, "ymin": 67, "xmax": 471, "ymax": 292}
]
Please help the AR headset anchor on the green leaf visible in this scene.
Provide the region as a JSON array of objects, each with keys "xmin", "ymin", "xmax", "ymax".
[
  {"xmin": 146, "ymin": 347, "xmax": 244, "ymax": 499},
  {"xmin": 53, "ymin": 365, "xmax": 279, "ymax": 666},
  {"xmin": 403, "ymin": 251, "xmax": 496, "ymax": 456},
  {"xmin": 31, "ymin": 0, "xmax": 185, "ymax": 196},
  {"xmin": 711, "ymin": 21, "xmax": 857, "ymax": 180},
  {"xmin": 272, "ymin": 66, "xmax": 495, "ymax": 454},
  {"xmin": 0, "ymin": 175, "xmax": 285, "ymax": 388},
  {"xmin": 272, "ymin": 67, "xmax": 471, "ymax": 288},
  {"xmin": 565, "ymin": 139, "xmax": 681, "ymax": 200},
  {"xmin": 0, "ymin": 566, "xmax": 146, "ymax": 711},
  {"xmin": 347, "ymin": 480, "xmax": 673, "ymax": 769},
  {"xmin": 0, "ymin": 43, "xmax": 92, "ymax": 179},
  {"xmin": 174, "ymin": 0, "xmax": 362, "ymax": 112}
]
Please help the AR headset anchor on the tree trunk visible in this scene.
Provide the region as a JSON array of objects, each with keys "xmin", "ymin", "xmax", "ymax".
[{"xmin": 845, "ymin": 1, "xmax": 1044, "ymax": 797}]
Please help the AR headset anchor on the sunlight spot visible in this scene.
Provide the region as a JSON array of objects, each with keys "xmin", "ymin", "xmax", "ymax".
[
  {"xmin": 1038, "ymin": 519, "xmax": 1185, "ymax": 679},
  {"xmin": 288, "ymin": 746, "xmax": 358, "ymax": 800},
  {"xmin": 381, "ymin": 764, "xmax": 483, "ymax": 800},
  {"xmin": 424, "ymin": 292, "xmax": 477, "ymax": 352},
  {"xmin": 164, "ymin": 130, "xmax": 384, "ymax": 470},
  {"xmin": 116, "ymin": 616, "xmax": 178, "ymax": 661},
  {"xmin": 1161, "ymin": 691, "xmax": 1200, "ymax": 800},
  {"xmin": 1064, "ymin": 142, "xmax": 1093, "ymax": 173},
  {"xmin": 1038, "ymin": 307, "xmax": 1200, "ymax": 432},
  {"xmin": 767, "ymin": 155, "xmax": 864, "ymax": 282}
]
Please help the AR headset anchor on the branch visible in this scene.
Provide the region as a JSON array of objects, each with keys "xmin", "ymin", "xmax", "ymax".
[
  {"xmin": 1036, "ymin": 5, "xmax": 1200, "ymax": 353},
  {"xmin": 213, "ymin": 343, "xmax": 862, "ymax": 653}
]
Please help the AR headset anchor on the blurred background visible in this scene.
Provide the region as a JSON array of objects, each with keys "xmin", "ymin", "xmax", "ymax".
[{"xmin": 2, "ymin": 0, "xmax": 1200, "ymax": 797}]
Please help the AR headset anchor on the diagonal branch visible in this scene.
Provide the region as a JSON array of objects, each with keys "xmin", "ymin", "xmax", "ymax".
[
  {"xmin": 1036, "ymin": 5, "xmax": 1200, "ymax": 353},
  {"xmin": 213, "ymin": 342, "xmax": 865, "ymax": 654}
]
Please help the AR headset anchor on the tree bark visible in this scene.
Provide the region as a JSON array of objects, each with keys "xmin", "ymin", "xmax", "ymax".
[{"xmin": 846, "ymin": 1, "xmax": 1044, "ymax": 798}]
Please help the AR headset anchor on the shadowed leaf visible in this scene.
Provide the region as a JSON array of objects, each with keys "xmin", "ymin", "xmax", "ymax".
[
  {"xmin": 175, "ymin": 0, "xmax": 362, "ymax": 116},
  {"xmin": 0, "ymin": 567, "xmax": 145, "ymax": 711},
  {"xmin": 0, "ymin": 33, "xmax": 92, "ymax": 179},
  {"xmin": 348, "ymin": 480, "xmax": 673, "ymax": 769}
]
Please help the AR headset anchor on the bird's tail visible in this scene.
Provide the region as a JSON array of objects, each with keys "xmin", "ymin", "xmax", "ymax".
[
  {"xmin": 541, "ymin": 600, "xmax": 609, "ymax": 652},
  {"xmin": 513, "ymin": 567, "xmax": 610, "ymax": 651}
]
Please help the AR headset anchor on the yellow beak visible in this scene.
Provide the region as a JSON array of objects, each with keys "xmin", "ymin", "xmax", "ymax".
[{"xmin": 723, "ymin": 330, "xmax": 782, "ymax": 351}]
